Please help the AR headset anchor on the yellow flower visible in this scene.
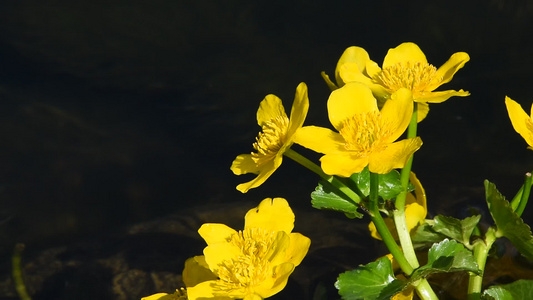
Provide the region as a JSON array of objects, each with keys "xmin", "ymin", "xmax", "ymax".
[
  {"xmin": 321, "ymin": 46, "xmax": 371, "ymax": 90},
  {"xmin": 327, "ymin": 42, "xmax": 470, "ymax": 121},
  {"xmin": 231, "ymin": 82, "xmax": 309, "ymax": 193},
  {"xmin": 295, "ymin": 83, "xmax": 422, "ymax": 176},
  {"xmin": 505, "ymin": 96, "xmax": 533, "ymax": 149},
  {"xmin": 141, "ymin": 289, "xmax": 187, "ymax": 300},
  {"xmin": 368, "ymin": 172, "xmax": 427, "ymax": 240},
  {"xmin": 186, "ymin": 198, "xmax": 311, "ymax": 300}
]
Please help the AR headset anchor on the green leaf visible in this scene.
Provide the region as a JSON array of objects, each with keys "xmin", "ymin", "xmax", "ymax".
[
  {"xmin": 335, "ymin": 257, "xmax": 407, "ymax": 300},
  {"xmin": 485, "ymin": 180, "xmax": 533, "ymax": 261},
  {"xmin": 411, "ymin": 222, "xmax": 448, "ymax": 250},
  {"xmin": 482, "ymin": 279, "xmax": 533, "ymax": 299},
  {"xmin": 432, "ymin": 214, "xmax": 481, "ymax": 245},
  {"xmin": 411, "ymin": 239, "xmax": 480, "ymax": 281},
  {"xmin": 349, "ymin": 167, "xmax": 413, "ymax": 201},
  {"xmin": 311, "ymin": 182, "xmax": 363, "ymax": 218}
]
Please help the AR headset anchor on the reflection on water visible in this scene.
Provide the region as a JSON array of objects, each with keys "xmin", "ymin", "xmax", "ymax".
[{"xmin": 0, "ymin": 0, "xmax": 533, "ymax": 298}]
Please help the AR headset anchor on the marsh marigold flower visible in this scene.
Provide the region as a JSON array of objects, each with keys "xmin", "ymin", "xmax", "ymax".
[
  {"xmin": 505, "ymin": 96, "xmax": 533, "ymax": 149},
  {"xmin": 295, "ymin": 83, "xmax": 422, "ymax": 176},
  {"xmin": 231, "ymin": 83, "xmax": 309, "ymax": 193},
  {"xmin": 368, "ymin": 172, "xmax": 427, "ymax": 240},
  {"xmin": 185, "ymin": 197, "xmax": 311, "ymax": 300},
  {"xmin": 324, "ymin": 42, "xmax": 470, "ymax": 121}
]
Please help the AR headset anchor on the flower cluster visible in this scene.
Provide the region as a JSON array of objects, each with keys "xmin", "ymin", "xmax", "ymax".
[
  {"xmin": 144, "ymin": 42, "xmax": 533, "ymax": 300},
  {"xmin": 142, "ymin": 198, "xmax": 310, "ymax": 300}
]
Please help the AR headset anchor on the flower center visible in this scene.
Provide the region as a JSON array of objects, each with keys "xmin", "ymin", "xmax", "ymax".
[
  {"xmin": 214, "ymin": 228, "xmax": 276, "ymax": 295},
  {"xmin": 373, "ymin": 61, "xmax": 439, "ymax": 96},
  {"xmin": 339, "ymin": 111, "xmax": 392, "ymax": 155},
  {"xmin": 251, "ymin": 116, "xmax": 289, "ymax": 165}
]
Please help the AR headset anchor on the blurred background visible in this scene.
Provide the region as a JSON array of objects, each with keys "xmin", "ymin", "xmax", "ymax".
[{"xmin": 1, "ymin": 0, "xmax": 533, "ymax": 299}]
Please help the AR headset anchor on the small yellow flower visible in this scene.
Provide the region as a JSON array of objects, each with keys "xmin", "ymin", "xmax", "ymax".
[
  {"xmin": 186, "ymin": 198, "xmax": 311, "ymax": 300},
  {"xmin": 295, "ymin": 83, "xmax": 422, "ymax": 176},
  {"xmin": 505, "ymin": 96, "xmax": 533, "ymax": 149},
  {"xmin": 231, "ymin": 83, "xmax": 309, "ymax": 193},
  {"xmin": 326, "ymin": 42, "xmax": 470, "ymax": 121},
  {"xmin": 368, "ymin": 172, "xmax": 427, "ymax": 240}
]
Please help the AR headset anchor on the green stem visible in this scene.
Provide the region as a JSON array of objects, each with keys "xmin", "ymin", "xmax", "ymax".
[
  {"xmin": 467, "ymin": 227, "xmax": 497, "ymax": 300},
  {"xmin": 368, "ymin": 172, "xmax": 413, "ymax": 275},
  {"xmin": 284, "ymin": 148, "xmax": 364, "ymax": 203},
  {"xmin": 516, "ymin": 172, "xmax": 532, "ymax": 217},
  {"xmin": 12, "ymin": 243, "xmax": 32, "ymax": 300},
  {"xmin": 415, "ymin": 279, "xmax": 440, "ymax": 300},
  {"xmin": 393, "ymin": 102, "xmax": 420, "ymax": 269}
]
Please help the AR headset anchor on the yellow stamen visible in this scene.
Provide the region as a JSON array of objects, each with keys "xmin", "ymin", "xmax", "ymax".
[
  {"xmin": 339, "ymin": 112, "xmax": 392, "ymax": 155},
  {"xmin": 374, "ymin": 62, "xmax": 440, "ymax": 96},
  {"xmin": 214, "ymin": 228, "xmax": 276, "ymax": 294},
  {"xmin": 251, "ymin": 116, "xmax": 289, "ymax": 165}
]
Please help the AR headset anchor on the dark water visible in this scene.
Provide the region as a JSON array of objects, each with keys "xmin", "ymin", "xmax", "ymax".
[{"xmin": 1, "ymin": 0, "xmax": 533, "ymax": 298}]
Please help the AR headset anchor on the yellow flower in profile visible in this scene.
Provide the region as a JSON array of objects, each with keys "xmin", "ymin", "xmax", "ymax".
[
  {"xmin": 295, "ymin": 83, "xmax": 422, "ymax": 176},
  {"xmin": 505, "ymin": 96, "xmax": 533, "ymax": 149},
  {"xmin": 368, "ymin": 172, "xmax": 427, "ymax": 240},
  {"xmin": 321, "ymin": 46, "xmax": 371, "ymax": 90},
  {"xmin": 231, "ymin": 83, "xmax": 309, "ymax": 193},
  {"xmin": 186, "ymin": 198, "xmax": 311, "ymax": 300},
  {"xmin": 329, "ymin": 42, "xmax": 470, "ymax": 121}
]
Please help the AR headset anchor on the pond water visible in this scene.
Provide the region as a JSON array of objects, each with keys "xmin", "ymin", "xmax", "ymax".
[{"xmin": 1, "ymin": 1, "xmax": 533, "ymax": 299}]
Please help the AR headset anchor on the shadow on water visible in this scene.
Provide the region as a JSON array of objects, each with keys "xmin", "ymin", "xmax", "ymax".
[{"xmin": 0, "ymin": 0, "xmax": 533, "ymax": 299}]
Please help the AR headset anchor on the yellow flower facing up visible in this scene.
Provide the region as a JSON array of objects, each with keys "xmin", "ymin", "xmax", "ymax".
[
  {"xmin": 325, "ymin": 42, "xmax": 470, "ymax": 121},
  {"xmin": 368, "ymin": 172, "xmax": 427, "ymax": 240},
  {"xmin": 505, "ymin": 96, "xmax": 533, "ymax": 149},
  {"xmin": 231, "ymin": 83, "xmax": 309, "ymax": 193},
  {"xmin": 295, "ymin": 83, "xmax": 422, "ymax": 176},
  {"xmin": 186, "ymin": 198, "xmax": 311, "ymax": 300}
]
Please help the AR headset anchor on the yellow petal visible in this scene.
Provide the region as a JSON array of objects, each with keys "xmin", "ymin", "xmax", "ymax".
[
  {"xmin": 409, "ymin": 172, "xmax": 426, "ymax": 210},
  {"xmin": 236, "ymin": 157, "xmax": 281, "ymax": 193},
  {"xmin": 327, "ymin": 82, "xmax": 378, "ymax": 130},
  {"xmin": 293, "ymin": 126, "xmax": 345, "ymax": 154},
  {"xmin": 283, "ymin": 233, "xmax": 311, "ymax": 266},
  {"xmin": 286, "ymin": 82, "xmax": 309, "ymax": 138},
  {"xmin": 244, "ymin": 198, "xmax": 295, "ymax": 233},
  {"xmin": 321, "ymin": 152, "xmax": 369, "ymax": 177},
  {"xmin": 335, "ymin": 46, "xmax": 371, "ymax": 86},
  {"xmin": 266, "ymin": 231, "xmax": 291, "ymax": 266},
  {"xmin": 244, "ymin": 294, "xmax": 264, "ymax": 300},
  {"xmin": 416, "ymin": 89, "xmax": 470, "ymax": 103},
  {"xmin": 405, "ymin": 202, "xmax": 426, "ymax": 233},
  {"xmin": 368, "ymin": 137, "xmax": 423, "ymax": 174},
  {"xmin": 186, "ymin": 280, "xmax": 232, "ymax": 300},
  {"xmin": 416, "ymin": 102, "xmax": 430, "ymax": 122},
  {"xmin": 231, "ymin": 154, "xmax": 260, "ymax": 175},
  {"xmin": 338, "ymin": 62, "xmax": 374, "ymax": 86},
  {"xmin": 253, "ymin": 262, "xmax": 295, "ymax": 298},
  {"xmin": 321, "ymin": 71, "xmax": 339, "ymax": 91},
  {"xmin": 365, "ymin": 60, "xmax": 382, "ymax": 79},
  {"xmin": 203, "ymin": 242, "xmax": 241, "ymax": 273},
  {"xmin": 141, "ymin": 293, "xmax": 174, "ymax": 300},
  {"xmin": 256, "ymin": 94, "xmax": 287, "ymax": 127},
  {"xmin": 379, "ymin": 88, "xmax": 414, "ymax": 143},
  {"xmin": 198, "ymin": 223, "xmax": 237, "ymax": 245},
  {"xmin": 182, "ymin": 256, "xmax": 218, "ymax": 288},
  {"xmin": 429, "ymin": 52, "xmax": 470, "ymax": 89},
  {"xmin": 382, "ymin": 42, "xmax": 427, "ymax": 69},
  {"xmin": 505, "ymin": 96, "xmax": 533, "ymax": 148}
]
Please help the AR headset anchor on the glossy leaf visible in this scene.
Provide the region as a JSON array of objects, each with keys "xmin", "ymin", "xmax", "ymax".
[
  {"xmin": 336, "ymin": 257, "xmax": 407, "ymax": 300},
  {"xmin": 349, "ymin": 167, "xmax": 413, "ymax": 200},
  {"xmin": 432, "ymin": 214, "xmax": 481, "ymax": 245},
  {"xmin": 482, "ymin": 279, "xmax": 533, "ymax": 299},
  {"xmin": 311, "ymin": 182, "xmax": 363, "ymax": 218},
  {"xmin": 411, "ymin": 222, "xmax": 448, "ymax": 250},
  {"xmin": 411, "ymin": 239, "xmax": 480, "ymax": 281},
  {"xmin": 485, "ymin": 180, "xmax": 533, "ymax": 261}
]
